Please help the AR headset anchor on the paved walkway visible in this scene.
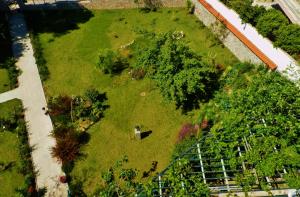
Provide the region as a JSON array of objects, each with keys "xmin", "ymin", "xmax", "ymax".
[
  {"xmin": 277, "ymin": 0, "xmax": 300, "ymax": 25},
  {"xmin": 0, "ymin": 88, "xmax": 21, "ymax": 103},
  {"xmin": 0, "ymin": 13, "xmax": 68, "ymax": 196}
]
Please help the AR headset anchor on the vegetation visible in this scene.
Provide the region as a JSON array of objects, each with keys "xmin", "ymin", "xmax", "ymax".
[
  {"xmin": 132, "ymin": 32, "xmax": 219, "ymax": 110},
  {"xmin": 26, "ymin": 8, "xmax": 238, "ymax": 195},
  {"xmin": 219, "ymin": 0, "xmax": 300, "ymax": 58},
  {"xmin": 133, "ymin": 0, "xmax": 162, "ymax": 12},
  {"xmin": 98, "ymin": 49, "xmax": 128, "ymax": 75},
  {"xmin": 196, "ymin": 64, "xmax": 300, "ymax": 190},
  {"xmin": 0, "ymin": 13, "xmax": 19, "ymax": 93},
  {"xmin": 49, "ymin": 89, "xmax": 107, "ymax": 164},
  {"xmin": 275, "ymin": 24, "xmax": 300, "ymax": 54},
  {"xmin": 186, "ymin": 0, "xmax": 195, "ymax": 14},
  {"xmin": 256, "ymin": 9, "xmax": 289, "ymax": 39},
  {"xmin": 0, "ymin": 58, "xmax": 20, "ymax": 90},
  {"xmin": 0, "ymin": 12, "xmax": 12, "ymax": 63},
  {"xmin": 30, "ymin": 33, "xmax": 49, "ymax": 81},
  {"xmin": 0, "ymin": 100, "xmax": 38, "ymax": 196}
]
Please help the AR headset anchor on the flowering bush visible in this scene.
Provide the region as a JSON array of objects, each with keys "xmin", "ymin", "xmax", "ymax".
[{"xmin": 177, "ymin": 123, "xmax": 198, "ymax": 142}]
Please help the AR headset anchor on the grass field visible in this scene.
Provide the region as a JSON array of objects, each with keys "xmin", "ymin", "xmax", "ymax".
[
  {"xmin": 0, "ymin": 99, "xmax": 25, "ymax": 196},
  {"xmin": 26, "ymin": 8, "xmax": 238, "ymax": 194},
  {"xmin": 0, "ymin": 12, "xmax": 13, "ymax": 94},
  {"xmin": 0, "ymin": 69, "xmax": 10, "ymax": 93}
]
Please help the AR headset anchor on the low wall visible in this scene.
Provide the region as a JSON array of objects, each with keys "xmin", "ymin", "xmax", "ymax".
[
  {"xmin": 191, "ymin": 0, "xmax": 263, "ymax": 65},
  {"xmin": 191, "ymin": 0, "xmax": 300, "ymax": 83},
  {"xmin": 85, "ymin": 0, "xmax": 185, "ymax": 9}
]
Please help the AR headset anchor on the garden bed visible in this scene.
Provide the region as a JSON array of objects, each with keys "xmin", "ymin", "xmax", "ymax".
[
  {"xmin": 0, "ymin": 100, "xmax": 36, "ymax": 196},
  {"xmin": 25, "ymin": 8, "xmax": 238, "ymax": 194},
  {"xmin": 0, "ymin": 12, "xmax": 19, "ymax": 93}
]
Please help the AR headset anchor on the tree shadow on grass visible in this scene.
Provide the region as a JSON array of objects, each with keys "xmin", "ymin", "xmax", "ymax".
[{"xmin": 24, "ymin": 5, "xmax": 94, "ymax": 38}]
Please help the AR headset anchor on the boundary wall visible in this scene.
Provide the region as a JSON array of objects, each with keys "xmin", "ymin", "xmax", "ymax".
[{"xmin": 191, "ymin": 0, "xmax": 300, "ymax": 82}]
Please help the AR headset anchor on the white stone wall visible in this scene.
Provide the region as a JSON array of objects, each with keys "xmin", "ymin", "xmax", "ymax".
[{"xmin": 192, "ymin": 0, "xmax": 263, "ymax": 64}]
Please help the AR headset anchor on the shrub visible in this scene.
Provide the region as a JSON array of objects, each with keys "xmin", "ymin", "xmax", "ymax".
[
  {"xmin": 52, "ymin": 132, "xmax": 81, "ymax": 164},
  {"xmin": 275, "ymin": 24, "xmax": 300, "ymax": 54},
  {"xmin": 98, "ymin": 49, "xmax": 128, "ymax": 75},
  {"xmin": 48, "ymin": 95, "xmax": 72, "ymax": 116},
  {"xmin": 30, "ymin": 33, "xmax": 49, "ymax": 81},
  {"xmin": 130, "ymin": 68, "xmax": 146, "ymax": 80},
  {"xmin": 177, "ymin": 123, "xmax": 198, "ymax": 142},
  {"xmin": 186, "ymin": 0, "xmax": 195, "ymax": 14},
  {"xmin": 0, "ymin": 58, "xmax": 20, "ymax": 88},
  {"xmin": 256, "ymin": 9, "xmax": 289, "ymax": 40}
]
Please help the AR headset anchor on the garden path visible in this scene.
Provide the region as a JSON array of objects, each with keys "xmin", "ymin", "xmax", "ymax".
[
  {"xmin": 0, "ymin": 12, "xmax": 68, "ymax": 196},
  {"xmin": 0, "ymin": 88, "xmax": 21, "ymax": 103}
]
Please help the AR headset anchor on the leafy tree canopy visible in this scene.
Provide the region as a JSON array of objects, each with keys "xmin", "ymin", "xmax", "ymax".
[
  {"xmin": 134, "ymin": 32, "xmax": 219, "ymax": 110},
  {"xmin": 256, "ymin": 9, "xmax": 289, "ymax": 40},
  {"xmin": 275, "ymin": 24, "xmax": 300, "ymax": 54}
]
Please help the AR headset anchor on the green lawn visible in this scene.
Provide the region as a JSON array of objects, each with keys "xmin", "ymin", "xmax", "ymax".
[
  {"xmin": 27, "ymin": 8, "xmax": 238, "ymax": 194},
  {"xmin": 0, "ymin": 12, "xmax": 13, "ymax": 94},
  {"xmin": 0, "ymin": 69, "xmax": 10, "ymax": 93},
  {"xmin": 0, "ymin": 99, "xmax": 25, "ymax": 196}
]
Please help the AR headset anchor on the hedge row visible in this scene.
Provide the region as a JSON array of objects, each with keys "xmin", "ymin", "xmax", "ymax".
[{"xmin": 219, "ymin": 0, "xmax": 300, "ymax": 55}]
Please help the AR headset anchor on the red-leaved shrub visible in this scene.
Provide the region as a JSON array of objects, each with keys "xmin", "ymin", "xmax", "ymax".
[
  {"xmin": 177, "ymin": 123, "xmax": 198, "ymax": 142},
  {"xmin": 52, "ymin": 132, "xmax": 80, "ymax": 164}
]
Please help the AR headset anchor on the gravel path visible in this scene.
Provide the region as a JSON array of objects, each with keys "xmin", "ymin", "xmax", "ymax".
[{"xmin": 0, "ymin": 12, "xmax": 68, "ymax": 196}]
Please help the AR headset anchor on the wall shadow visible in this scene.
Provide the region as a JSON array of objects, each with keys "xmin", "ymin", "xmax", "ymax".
[{"xmin": 24, "ymin": 4, "xmax": 94, "ymax": 37}]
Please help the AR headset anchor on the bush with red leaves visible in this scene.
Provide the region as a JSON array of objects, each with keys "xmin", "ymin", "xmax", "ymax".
[
  {"xmin": 48, "ymin": 96, "xmax": 72, "ymax": 116},
  {"xmin": 52, "ymin": 132, "xmax": 80, "ymax": 164},
  {"xmin": 177, "ymin": 123, "xmax": 198, "ymax": 142}
]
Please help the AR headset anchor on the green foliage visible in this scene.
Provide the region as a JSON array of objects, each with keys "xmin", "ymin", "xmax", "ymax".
[
  {"xmin": 30, "ymin": 33, "xmax": 49, "ymax": 81},
  {"xmin": 134, "ymin": 0, "xmax": 162, "ymax": 12},
  {"xmin": 151, "ymin": 159, "xmax": 210, "ymax": 196},
  {"xmin": 0, "ymin": 13, "xmax": 12, "ymax": 63},
  {"xmin": 98, "ymin": 49, "xmax": 128, "ymax": 75},
  {"xmin": 134, "ymin": 32, "xmax": 218, "ymax": 109},
  {"xmin": 256, "ymin": 9, "xmax": 289, "ymax": 40},
  {"xmin": 186, "ymin": 0, "xmax": 195, "ymax": 14},
  {"xmin": 226, "ymin": 0, "xmax": 264, "ymax": 25},
  {"xmin": 49, "ymin": 89, "xmax": 107, "ymax": 169},
  {"xmin": 0, "ymin": 102, "xmax": 37, "ymax": 196},
  {"xmin": 0, "ymin": 58, "xmax": 20, "ymax": 89},
  {"xmin": 275, "ymin": 24, "xmax": 300, "ymax": 54},
  {"xmin": 48, "ymin": 88, "xmax": 107, "ymax": 129},
  {"xmin": 220, "ymin": 0, "xmax": 300, "ymax": 56},
  {"xmin": 93, "ymin": 156, "xmax": 140, "ymax": 196},
  {"xmin": 172, "ymin": 137, "xmax": 198, "ymax": 159},
  {"xmin": 202, "ymin": 64, "xmax": 300, "ymax": 190}
]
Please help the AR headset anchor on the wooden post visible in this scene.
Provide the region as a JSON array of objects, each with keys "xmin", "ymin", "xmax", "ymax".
[{"xmin": 134, "ymin": 126, "xmax": 141, "ymax": 140}]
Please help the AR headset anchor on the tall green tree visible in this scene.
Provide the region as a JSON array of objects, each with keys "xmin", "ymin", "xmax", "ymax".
[{"xmin": 134, "ymin": 32, "xmax": 218, "ymax": 109}]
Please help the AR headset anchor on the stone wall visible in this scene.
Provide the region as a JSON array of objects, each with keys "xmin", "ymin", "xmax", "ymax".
[
  {"xmin": 85, "ymin": 0, "xmax": 185, "ymax": 10},
  {"xmin": 191, "ymin": 0, "xmax": 262, "ymax": 64}
]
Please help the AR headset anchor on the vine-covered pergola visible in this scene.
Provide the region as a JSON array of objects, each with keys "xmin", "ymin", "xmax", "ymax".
[{"xmin": 151, "ymin": 133, "xmax": 294, "ymax": 196}]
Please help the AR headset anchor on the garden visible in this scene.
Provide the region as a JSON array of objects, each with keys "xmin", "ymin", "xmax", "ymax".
[
  {"xmin": 0, "ymin": 99, "xmax": 38, "ymax": 196},
  {"xmin": 24, "ymin": 1, "xmax": 300, "ymax": 195},
  {"xmin": 0, "ymin": 12, "xmax": 19, "ymax": 93},
  {"xmin": 25, "ymin": 6, "xmax": 239, "ymax": 195}
]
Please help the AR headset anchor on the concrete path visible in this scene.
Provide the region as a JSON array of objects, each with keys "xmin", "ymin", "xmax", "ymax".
[
  {"xmin": 0, "ymin": 12, "xmax": 68, "ymax": 196},
  {"xmin": 277, "ymin": 0, "xmax": 300, "ymax": 25},
  {"xmin": 0, "ymin": 88, "xmax": 21, "ymax": 103}
]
